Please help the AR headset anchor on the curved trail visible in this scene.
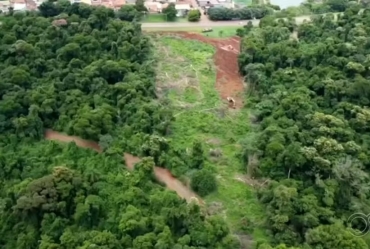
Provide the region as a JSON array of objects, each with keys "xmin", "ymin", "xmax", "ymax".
[{"xmin": 45, "ymin": 129, "xmax": 203, "ymax": 205}]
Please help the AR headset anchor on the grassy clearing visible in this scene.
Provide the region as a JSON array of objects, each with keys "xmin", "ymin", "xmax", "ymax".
[
  {"xmin": 141, "ymin": 14, "xmax": 188, "ymax": 23},
  {"xmin": 144, "ymin": 26, "xmax": 239, "ymax": 37},
  {"xmin": 152, "ymin": 34, "xmax": 270, "ymax": 244},
  {"xmin": 202, "ymin": 26, "xmax": 240, "ymax": 37}
]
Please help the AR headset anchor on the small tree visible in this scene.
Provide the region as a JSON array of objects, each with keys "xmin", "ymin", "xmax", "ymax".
[
  {"xmin": 162, "ymin": 3, "xmax": 177, "ymax": 21},
  {"xmin": 117, "ymin": 5, "xmax": 140, "ymax": 21},
  {"xmin": 135, "ymin": 0, "xmax": 147, "ymax": 12},
  {"xmin": 187, "ymin": 9, "xmax": 201, "ymax": 22},
  {"xmin": 191, "ymin": 169, "xmax": 217, "ymax": 197},
  {"xmin": 191, "ymin": 140, "xmax": 205, "ymax": 169}
]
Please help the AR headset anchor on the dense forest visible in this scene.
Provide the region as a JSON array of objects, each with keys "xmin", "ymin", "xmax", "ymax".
[
  {"xmin": 207, "ymin": 6, "xmax": 272, "ymax": 21},
  {"xmin": 238, "ymin": 4, "xmax": 370, "ymax": 249},
  {"xmin": 0, "ymin": 2, "xmax": 236, "ymax": 248}
]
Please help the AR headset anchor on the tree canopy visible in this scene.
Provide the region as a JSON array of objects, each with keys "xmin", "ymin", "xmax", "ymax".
[
  {"xmin": 0, "ymin": 2, "xmax": 236, "ymax": 248},
  {"xmin": 207, "ymin": 6, "xmax": 272, "ymax": 21},
  {"xmin": 162, "ymin": 3, "xmax": 177, "ymax": 21},
  {"xmin": 238, "ymin": 5, "xmax": 370, "ymax": 248}
]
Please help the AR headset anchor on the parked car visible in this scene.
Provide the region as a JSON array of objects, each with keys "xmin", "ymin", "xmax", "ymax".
[{"xmin": 202, "ymin": 28, "xmax": 213, "ymax": 33}]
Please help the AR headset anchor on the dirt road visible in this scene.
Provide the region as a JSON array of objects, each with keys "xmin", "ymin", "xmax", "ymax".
[{"xmin": 45, "ymin": 130, "xmax": 203, "ymax": 205}]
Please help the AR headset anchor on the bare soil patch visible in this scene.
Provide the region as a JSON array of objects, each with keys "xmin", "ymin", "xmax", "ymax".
[
  {"xmin": 45, "ymin": 130, "xmax": 202, "ymax": 204},
  {"xmin": 156, "ymin": 32, "xmax": 245, "ymax": 109},
  {"xmin": 124, "ymin": 152, "xmax": 141, "ymax": 170},
  {"xmin": 45, "ymin": 130, "xmax": 102, "ymax": 152}
]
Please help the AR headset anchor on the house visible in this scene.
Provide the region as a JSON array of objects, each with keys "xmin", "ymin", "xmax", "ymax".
[
  {"xmin": 9, "ymin": 0, "xmax": 27, "ymax": 11},
  {"xmin": 26, "ymin": 0, "xmax": 42, "ymax": 8},
  {"xmin": 145, "ymin": 2, "xmax": 163, "ymax": 12},
  {"xmin": 80, "ymin": 0, "xmax": 92, "ymax": 4},
  {"xmin": 125, "ymin": 0, "xmax": 135, "ymax": 5},
  {"xmin": 197, "ymin": 0, "xmax": 216, "ymax": 8},
  {"xmin": 175, "ymin": 3, "xmax": 191, "ymax": 17},
  {"xmin": 113, "ymin": 0, "xmax": 125, "ymax": 9},
  {"xmin": 198, "ymin": 0, "xmax": 233, "ymax": 8},
  {"xmin": 90, "ymin": 0, "xmax": 101, "ymax": 6},
  {"xmin": 100, "ymin": 0, "xmax": 113, "ymax": 8},
  {"xmin": 0, "ymin": 1, "xmax": 10, "ymax": 12}
]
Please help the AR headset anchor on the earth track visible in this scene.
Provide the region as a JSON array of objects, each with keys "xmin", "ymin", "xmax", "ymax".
[{"xmin": 45, "ymin": 129, "xmax": 203, "ymax": 205}]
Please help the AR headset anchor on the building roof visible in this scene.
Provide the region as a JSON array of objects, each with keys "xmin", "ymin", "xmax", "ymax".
[
  {"xmin": 175, "ymin": 3, "xmax": 190, "ymax": 9},
  {"xmin": 145, "ymin": 2, "xmax": 160, "ymax": 12},
  {"xmin": 26, "ymin": 0, "xmax": 37, "ymax": 10},
  {"xmin": 13, "ymin": 3, "xmax": 27, "ymax": 10},
  {"xmin": 113, "ymin": 0, "xmax": 125, "ymax": 7},
  {"xmin": 0, "ymin": 0, "xmax": 10, "ymax": 6},
  {"xmin": 177, "ymin": 0, "xmax": 192, "ymax": 4}
]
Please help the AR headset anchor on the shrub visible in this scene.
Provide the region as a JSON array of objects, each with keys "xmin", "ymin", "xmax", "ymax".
[
  {"xmin": 191, "ymin": 169, "xmax": 217, "ymax": 196},
  {"xmin": 188, "ymin": 9, "xmax": 201, "ymax": 22}
]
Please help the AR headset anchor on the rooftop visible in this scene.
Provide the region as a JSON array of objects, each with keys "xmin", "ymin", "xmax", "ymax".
[
  {"xmin": 175, "ymin": 3, "xmax": 190, "ymax": 9},
  {"xmin": 113, "ymin": 0, "xmax": 125, "ymax": 7},
  {"xmin": 13, "ymin": 2, "xmax": 27, "ymax": 10},
  {"xmin": 0, "ymin": 0, "xmax": 10, "ymax": 6}
]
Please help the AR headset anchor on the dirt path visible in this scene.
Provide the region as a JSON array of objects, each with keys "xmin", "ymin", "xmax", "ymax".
[
  {"xmin": 45, "ymin": 130, "xmax": 202, "ymax": 204},
  {"xmin": 156, "ymin": 32, "xmax": 245, "ymax": 109},
  {"xmin": 45, "ymin": 130, "xmax": 102, "ymax": 153}
]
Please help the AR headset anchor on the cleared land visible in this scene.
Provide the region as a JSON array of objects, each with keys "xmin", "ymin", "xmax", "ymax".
[
  {"xmin": 156, "ymin": 32, "xmax": 244, "ymax": 107},
  {"xmin": 152, "ymin": 33, "xmax": 269, "ymax": 244},
  {"xmin": 145, "ymin": 26, "xmax": 240, "ymax": 37}
]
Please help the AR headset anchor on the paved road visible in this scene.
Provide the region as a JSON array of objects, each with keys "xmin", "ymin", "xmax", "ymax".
[
  {"xmin": 142, "ymin": 15, "xmax": 313, "ymax": 29},
  {"xmin": 141, "ymin": 12, "xmax": 344, "ymax": 29}
]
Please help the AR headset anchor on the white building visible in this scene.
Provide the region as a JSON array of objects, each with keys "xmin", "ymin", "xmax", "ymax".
[
  {"xmin": 13, "ymin": 2, "xmax": 27, "ymax": 11},
  {"xmin": 145, "ymin": 2, "xmax": 163, "ymax": 12},
  {"xmin": 0, "ymin": 1, "xmax": 10, "ymax": 13},
  {"xmin": 175, "ymin": 3, "xmax": 191, "ymax": 17}
]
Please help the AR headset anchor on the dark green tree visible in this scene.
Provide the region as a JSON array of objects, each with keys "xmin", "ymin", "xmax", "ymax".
[
  {"xmin": 187, "ymin": 9, "xmax": 201, "ymax": 22},
  {"xmin": 162, "ymin": 3, "xmax": 177, "ymax": 21},
  {"xmin": 117, "ymin": 5, "xmax": 140, "ymax": 21},
  {"xmin": 135, "ymin": 0, "xmax": 147, "ymax": 12},
  {"xmin": 190, "ymin": 169, "xmax": 217, "ymax": 196}
]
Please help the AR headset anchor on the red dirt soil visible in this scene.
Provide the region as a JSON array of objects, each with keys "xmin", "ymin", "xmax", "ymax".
[
  {"xmin": 158, "ymin": 32, "xmax": 244, "ymax": 109},
  {"xmin": 45, "ymin": 130, "xmax": 102, "ymax": 153},
  {"xmin": 45, "ymin": 130, "xmax": 202, "ymax": 205}
]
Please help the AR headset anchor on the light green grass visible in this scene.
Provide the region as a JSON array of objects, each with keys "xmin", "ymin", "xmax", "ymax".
[
  {"xmin": 144, "ymin": 26, "xmax": 239, "ymax": 37},
  {"xmin": 153, "ymin": 35, "xmax": 270, "ymax": 243},
  {"xmin": 203, "ymin": 26, "xmax": 240, "ymax": 37},
  {"xmin": 141, "ymin": 14, "xmax": 188, "ymax": 23}
]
